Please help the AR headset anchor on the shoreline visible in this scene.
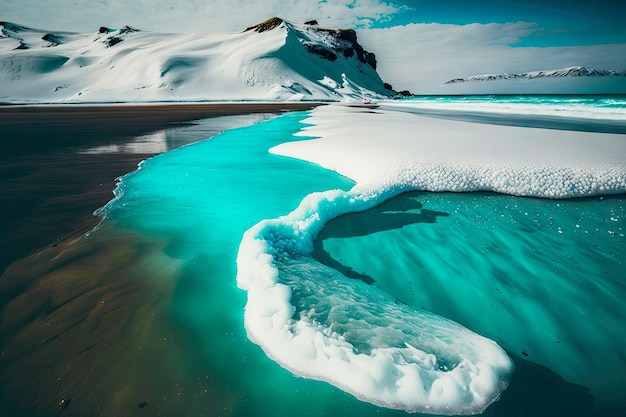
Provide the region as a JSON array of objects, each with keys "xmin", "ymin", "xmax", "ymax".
[
  {"xmin": 0, "ymin": 102, "xmax": 322, "ymax": 147},
  {"xmin": 1, "ymin": 104, "xmax": 317, "ymax": 274},
  {"xmin": 0, "ymin": 101, "xmax": 323, "ymax": 113}
]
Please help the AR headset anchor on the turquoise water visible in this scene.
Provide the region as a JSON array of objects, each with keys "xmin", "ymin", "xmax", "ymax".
[
  {"xmin": 402, "ymin": 95, "xmax": 626, "ymax": 109},
  {"xmin": 95, "ymin": 112, "xmax": 428, "ymax": 416},
  {"xmin": 93, "ymin": 107, "xmax": 625, "ymax": 416},
  {"xmin": 315, "ymin": 192, "xmax": 626, "ymax": 407}
]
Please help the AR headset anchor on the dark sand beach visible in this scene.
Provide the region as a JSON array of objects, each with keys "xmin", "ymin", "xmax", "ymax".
[
  {"xmin": 0, "ymin": 102, "xmax": 318, "ymax": 274},
  {"xmin": 1, "ymin": 102, "xmax": 322, "ymax": 417}
]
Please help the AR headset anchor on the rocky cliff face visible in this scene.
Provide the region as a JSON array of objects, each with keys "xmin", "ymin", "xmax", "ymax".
[{"xmin": 245, "ymin": 17, "xmax": 378, "ymax": 70}]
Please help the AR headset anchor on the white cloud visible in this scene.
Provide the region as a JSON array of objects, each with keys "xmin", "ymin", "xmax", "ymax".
[
  {"xmin": 359, "ymin": 23, "xmax": 626, "ymax": 93},
  {"xmin": 2, "ymin": 0, "xmax": 399, "ymax": 32}
]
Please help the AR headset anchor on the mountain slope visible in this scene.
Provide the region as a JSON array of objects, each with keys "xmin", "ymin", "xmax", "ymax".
[
  {"xmin": 445, "ymin": 66, "xmax": 626, "ymax": 84},
  {"xmin": 0, "ymin": 18, "xmax": 396, "ymax": 103}
]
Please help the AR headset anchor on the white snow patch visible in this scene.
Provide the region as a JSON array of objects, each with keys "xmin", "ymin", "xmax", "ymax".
[{"xmin": 0, "ymin": 20, "xmax": 392, "ymax": 103}]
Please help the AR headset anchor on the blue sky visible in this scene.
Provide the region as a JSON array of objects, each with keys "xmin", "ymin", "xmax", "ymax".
[{"xmin": 381, "ymin": 0, "xmax": 626, "ymax": 46}]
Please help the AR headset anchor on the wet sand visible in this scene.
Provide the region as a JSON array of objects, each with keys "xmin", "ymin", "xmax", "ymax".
[
  {"xmin": 0, "ymin": 102, "xmax": 318, "ymax": 141},
  {"xmin": 1, "ymin": 102, "xmax": 320, "ymax": 160},
  {"xmin": 0, "ymin": 102, "xmax": 320, "ymax": 273}
]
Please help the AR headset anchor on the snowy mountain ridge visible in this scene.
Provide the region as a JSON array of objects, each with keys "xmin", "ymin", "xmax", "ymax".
[
  {"xmin": 446, "ymin": 66, "xmax": 626, "ymax": 84},
  {"xmin": 0, "ymin": 18, "xmax": 397, "ymax": 103}
]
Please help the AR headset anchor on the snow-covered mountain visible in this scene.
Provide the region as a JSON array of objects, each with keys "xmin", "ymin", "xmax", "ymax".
[
  {"xmin": 0, "ymin": 18, "xmax": 397, "ymax": 103},
  {"xmin": 445, "ymin": 66, "xmax": 626, "ymax": 84}
]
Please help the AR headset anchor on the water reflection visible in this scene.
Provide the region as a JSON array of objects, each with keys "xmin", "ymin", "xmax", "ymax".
[
  {"xmin": 0, "ymin": 113, "xmax": 276, "ymax": 274},
  {"xmin": 78, "ymin": 130, "xmax": 170, "ymax": 154},
  {"xmin": 76, "ymin": 115, "xmax": 275, "ymax": 155}
]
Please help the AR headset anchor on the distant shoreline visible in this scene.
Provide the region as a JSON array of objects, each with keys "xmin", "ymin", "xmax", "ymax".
[
  {"xmin": 0, "ymin": 101, "xmax": 322, "ymax": 122},
  {"xmin": 0, "ymin": 101, "xmax": 323, "ymax": 156}
]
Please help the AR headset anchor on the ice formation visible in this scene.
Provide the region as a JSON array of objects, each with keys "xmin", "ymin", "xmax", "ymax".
[
  {"xmin": 238, "ymin": 189, "xmax": 514, "ymax": 415},
  {"xmin": 274, "ymin": 105, "xmax": 626, "ymax": 198}
]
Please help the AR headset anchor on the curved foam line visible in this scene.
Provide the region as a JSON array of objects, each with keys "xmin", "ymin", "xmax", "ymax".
[{"xmin": 237, "ymin": 188, "xmax": 514, "ymax": 415}]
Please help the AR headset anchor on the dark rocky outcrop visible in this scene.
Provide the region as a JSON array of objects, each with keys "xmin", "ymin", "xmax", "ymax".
[
  {"xmin": 384, "ymin": 83, "xmax": 414, "ymax": 97},
  {"xmin": 243, "ymin": 17, "xmax": 378, "ymax": 70},
  {"xmin": 1, "ymin": 22, "xmax": 31, "ymax": 49},
  {"xmin": 244, "ymin": 17, "xmax": 284, "ymax": 33},
  {"xmin": 15, "ymin": 40, "xmax": 29, "ymax": 50},
  {"xmin": 365, "ymin": 52, "xmax": 377, "ymax": 70},
  {"xmin": 1, "ymin": 22, "xmax": 29, "ymax": 34},
  {"xmin": 118, "ymin": 25, "xmax": 140, "ymax": 35},
  {"xmin": 42, "ymin": 33, "xmax": 61, "ymax": 47},
  {"xmin": 102, "ymin": 25, "xmax": 140, "ymax": 47},
  {"xmin": 104, "ymin": 37, "xmax": 123, "ymax": 47},
  {"xmin": 316, "ymin": 28, "xmax": 377, "ymax": 70},
  {"xmin": 304, "ymin": 44, "xmax": 337, "ymax": 61}
]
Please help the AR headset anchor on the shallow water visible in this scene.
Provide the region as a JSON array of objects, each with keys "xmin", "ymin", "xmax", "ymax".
[
  {"xmin": 0, "ymin": 112, "xmax": 278, "ymax": 273},
  {"xmin": 1, "ymin": 105, "xmax": 625, "ymax": 417},
  {"xmin": 5, "ymin": 111, "xmax": 410, "ymax": 417}
]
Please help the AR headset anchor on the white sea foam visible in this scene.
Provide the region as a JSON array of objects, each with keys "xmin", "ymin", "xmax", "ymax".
[
  {"xmin": 236, "ymin": 105, "xmax": 626, "ymax": 414},
  {"xmin": 238, "ymin": 190, "xmax": 513, "ymax": 415},
  {"xmin": 276, "ymin": 105, "xmax": 626, "ymax": 197}
]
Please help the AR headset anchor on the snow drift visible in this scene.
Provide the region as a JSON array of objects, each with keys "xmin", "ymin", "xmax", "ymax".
[{"xmin": 0, "ymin": 18, "xmax": 396, "ymax": 103}]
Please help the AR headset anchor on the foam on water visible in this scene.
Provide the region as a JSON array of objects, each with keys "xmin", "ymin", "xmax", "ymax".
[
  {"xmin": 236, "ymin": 104, "xmax": 626, "ymax": 414},
  {"xmin": 238, "ymin": 190, "xmax": 513, "ymax": 414}
]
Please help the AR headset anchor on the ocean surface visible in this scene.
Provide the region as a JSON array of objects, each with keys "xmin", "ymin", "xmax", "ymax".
[
  {"xmin": 386, "ymin": 94, "xmax": 626, "ymax": 134},
  {"xmin": 1, "ymin": 95, "xmax": 625, "ymax": 417}
]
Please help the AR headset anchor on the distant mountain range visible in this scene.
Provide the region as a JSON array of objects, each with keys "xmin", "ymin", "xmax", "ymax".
[
  {"xmin": 0, "ymin": 18, "xmax": 402, "ymax": 103},
  {"xmin": 446, "ymin": 66, "xmax": 626, "ymax": 84}
]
